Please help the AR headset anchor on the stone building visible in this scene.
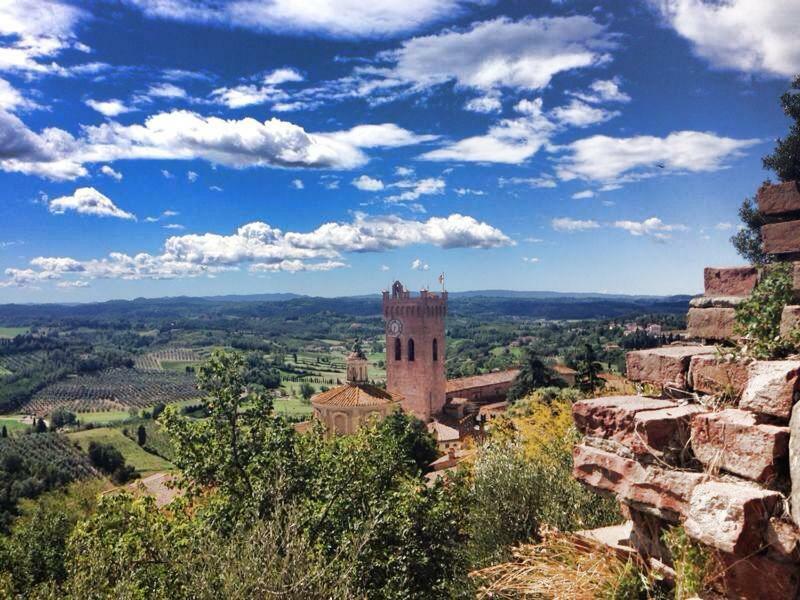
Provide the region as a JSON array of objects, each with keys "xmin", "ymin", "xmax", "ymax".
[
  {"xmin": 445, "ymin": 369, "xmax": 519, "ymax": 405},
  {"xmin": 311, "ymin": 345, "xmax": 402, "ymax": 435},
  {"xmin": 383, "ymin": 281, "xmax": 447, "ymax": 422}
]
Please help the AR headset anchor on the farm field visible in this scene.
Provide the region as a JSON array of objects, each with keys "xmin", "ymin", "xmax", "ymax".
[
  {"xmin": 134, "ymin": 348, "xmax": 207, "ymax": 372},
  {"xmin": 0, "ymin": 432, "xmax": 97, "ymax": 479},
  {"xmin": 0, "ymin": 417, "xmax": 29, "ymax": 435},
  {"xmin": 0, "ymin": 327, "xmax": 29, "ymax": 338},
  {"xmin": 67, "ymin": 427, "xmax": 174, "ymax": 475},
  {"xmin": 21, "ymin": 368, "xmax": 202, "ymax": 416}
]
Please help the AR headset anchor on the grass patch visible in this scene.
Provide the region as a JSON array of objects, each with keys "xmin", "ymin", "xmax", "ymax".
[
  {"xmin": 0, "ymin": 417, "xmax": 29, "ymax": 435},
  {"xmin": 160, "ymin": 360, "xmax": 203, "ymax": 373},
  {"xmin": 76, "ymin": 410, "xmax": 136, "ymax": 425},
  {"xmin": 0, "ymin": 326, "xmax": 29, "ymax": 339},
  {"xmin": 273, "ymin": 397, "xmax": 313, "ymax": 417},
  {"xmin": 67, "ymin": 427, "xmax": 173, "ymax": 476}
]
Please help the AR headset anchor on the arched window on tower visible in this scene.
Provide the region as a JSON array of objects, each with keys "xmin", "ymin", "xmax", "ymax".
[
  {"xmin": 407, "ymin": 338, "xmax": 415, "ymax": 362},
  {"xmin": 432, "ymin": 338, "xmax": 438, "ymax": 361},
  {"xmin": 394, "ymin": 338, "xmax": 402, "ymax": 361}
]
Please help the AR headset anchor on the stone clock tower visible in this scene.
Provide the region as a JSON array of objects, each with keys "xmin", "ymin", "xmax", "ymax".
[{"xmin": 382, "ymin": 281, "xmax": 447, "ymax": 421}]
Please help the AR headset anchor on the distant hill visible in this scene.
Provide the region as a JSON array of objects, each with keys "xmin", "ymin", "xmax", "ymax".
[{"xmin": 0, "ymin": 290, "xmax": 692, "ymax": 325}]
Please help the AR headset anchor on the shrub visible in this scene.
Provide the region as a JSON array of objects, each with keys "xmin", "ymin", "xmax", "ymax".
[
  {"xmin": 663, "ymin": 526, "xmax": 713, "ymax": 600},
  {"xmin": 467, "ymin": 396, "xmax": 619, "ymax": 566},
  {"xmin": 734, "ymin": 262, "xmax": 795, "ymax": 359}
]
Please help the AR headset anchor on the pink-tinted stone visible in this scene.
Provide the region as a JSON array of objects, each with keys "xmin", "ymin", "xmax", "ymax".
[
  {"xmin": 704, "ymin": 266, "xmax": 759, "ymax": 297},
  {"xmin": 716, "ymin": 552, "xmax": 800, "ymax": 600},
  {"xmin": 631, "ymin": 404, "xmax": 706, "ymax": 458},
  {"xmin": 763, "ymin": 220, "xmax": 800, "ymax": 255},
  {"xmin": 572, "ymin": 396, "xmax": 675, "ymax": 443},
  {"xmin": 686, "ymin": 307, "xmax": 736, "ymax": 341},
  {"xmin": 780, "ymin": 305, "xmax": 800, "ymax": 338},
  {"xmin": 684, "ymin": 480, "xmax": 781, "ymax": 554},
  {"xmin": 757, "ymin": 180, "xmax": 800, "ymax": 216},
  {"xmin": 740, "ymin": 360, "xmax": 800, "ymax": 420},
  {"xmin": 766, "ymin": 518, "xmax": 800, "ymax": 559},
  {"xmin": 690, "ymin": 409, "xmax": 789, "ymax": 483},
  {"xmin": 572, "ymin": 444, "xmax": 706, "ymax": 520},
  {"xmin": 626, "ymin": 345, "xmax": 716, "ymax": 390},
  {"xmin": 688, "ymin": 355, "xmax": 749, "ymax": 397}
]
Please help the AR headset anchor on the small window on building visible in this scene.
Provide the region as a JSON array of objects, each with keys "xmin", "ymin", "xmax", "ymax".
[
  {"xmin": 394, "ymin": 338, "xmax": 402, "ymax": 361},
  {"xmin": 432, "ymin": 338, "xmax": 438, "ymax": 361},
  {"xmin": 408, "ymin": 338, "xmax": 415, "ymax": 361}
]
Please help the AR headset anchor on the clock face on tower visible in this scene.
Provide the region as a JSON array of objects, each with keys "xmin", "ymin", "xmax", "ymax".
[{"xmin": 386, "ymin": 319, "xmax": 403, "ymax": 337}]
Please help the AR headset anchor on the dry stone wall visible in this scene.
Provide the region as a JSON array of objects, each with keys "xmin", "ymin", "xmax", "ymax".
[{"xmin": 571, "ymin": 181, "xmax": 800, "ymax": 599}]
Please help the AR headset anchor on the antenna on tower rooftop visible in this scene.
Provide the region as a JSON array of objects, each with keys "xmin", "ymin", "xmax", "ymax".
[{"xmin": 438, "ymin": 272, "xmax": 445, "ymax": 292}]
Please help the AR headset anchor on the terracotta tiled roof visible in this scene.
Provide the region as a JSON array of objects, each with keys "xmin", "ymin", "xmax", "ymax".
[
  {"xmin": 311, "ymin": 383, "xmax": 403, "ymax": 408},
  {"xmin": 551, "ymin": 364, "xmax": 578, "ymax": 375},
  {"xmin": 427, "ymin": 419, "xmax": 462, "ymax": 442},
  {"xmin": 445, "ymin": 369, "xmax": 520, "ymax": 394}
]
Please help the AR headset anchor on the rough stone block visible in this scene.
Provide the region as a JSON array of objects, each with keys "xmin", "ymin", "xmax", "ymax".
[
  {"xmin": 573, "ymin": 444, "xmax": 706, "ymax": 520},
  {"xmin": 740, "ymin": 360, "xmax": 800, "ymax": 420},
  {"xmin": 686, "ymin": 307, "xmax": 736, "ymax": 341},
  {"xmin": 572, "ymin": 396, "xmax": 676, "ymax": 447},
  {"xmin": 684, "ymin": 480, "xmax": 781, "ymax": 554},
  {"xmin": 626, "ymin": 345, "xmax": 716, "ymax": 390},
  {"xmin": 690, "ymin": 409, "xmax": 789, "ymax": 483},
  {"xmin": 627, "ymin": 506, "xmax": 670, "ymax": 562},
  {"xmin": 788, "ymin": 401, "xmax": 800, "ymax": 525},
  {"xmin": 716, "ymin": 552, "xmax": 800, "ymax": 600},
  {"xmin": 688, "ymin": 355, "xmax": 749, "ymax": 397},
  {"xmin": 704, "ymin": 266, "xmax": 759, "ymax": 297},
  {"xmin": 762, "ymin": 220, "xmax": 800, "ymax": 255},
  {"xmin": 780, "ymin": 305, "xmax": 800, "ymax": 338},
  {"xmin": 689, "ymin": 295, "xmax": 746, "ymax": 309},
  {"xmin": 631, "ymin": 404, "xmax": 706, "ymax": 458},
  {"xmin": 757, "ymin": 180, "xmax": 800, "ymax": 216}
]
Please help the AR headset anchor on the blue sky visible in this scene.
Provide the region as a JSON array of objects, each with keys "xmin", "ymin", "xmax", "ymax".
[{"xmin": 0, "ymin": 0, "xmax": 798, "ymax": 302}]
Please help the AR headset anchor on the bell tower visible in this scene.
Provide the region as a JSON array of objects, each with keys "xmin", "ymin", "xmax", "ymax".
[{"xmin": 382, "ymin": 281, "xmax": 447, "ymax": 421}]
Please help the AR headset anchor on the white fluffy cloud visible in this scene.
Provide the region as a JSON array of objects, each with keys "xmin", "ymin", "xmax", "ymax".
[
  {"xmin": 571, "ymin": 78, "xmax": 631, "ymax": 104},
  {"xmin": 291, "ymin": 178, "xmax": 304, "ymax": 189},
  {"xmin": 464, "ymin": 95, "xmax": 502, "ymax": 114},
  {"xmin": 386, "ymin": 177, "xmax": 446, "ymax": 202},
  {"xmin": 352, "ymin": 175, "xmax": 385, "ymax": 191},
  {"xmin": 2, "ymin": 211, "xmax": 511, "ymax": 287},
  {"xmin": 48, "ymin": 187, "xmax": 136, "ymax": 220},
  {"xmin": 124, "ymin": 0, "xmax": 481, "ymax": 38},
  {"xmin": 651, "ymin": 0, "xmax": 800, "ymax": 77},
  {"xmin": 422, "ymin": 98, "xmax": 556, "ymax": 164},
  {"xmin": 85, "ymin": 99, "xmax": 135, "ymax": 117},
  {"xmin": 551, "ymin": 217, "xmax": 600, "ymax": 232},
  {"xmin": 383, "ymin": 16, "xmax": 614, "ymax": 93},
  {"xmin": 613, "ymin": 217, "xmax": 688, "ymax": 239},
  {"xmin": 556, "ymin": 130, "xmax": 760, "ymax": 183},
  {"xmin": 550, "ymin": 99, "xmax": 619, "ymax": 128},
  {"xmin": 0, "ymin": 110, "xmax": 434, "ymax": 180},
  {"xmin": 411, "ymin": 258, "xmax": 430, "ymax": 271},
  {"xmin": 0, "ymin": 78, "xmax": 37, "ymax": 112},
  {"xmin": 571, "ymin": 190, "xmax": 594, "ymax": 199},
  {"xmin": 100, "ymin": 165, "xmax": 122, "ymax": 181},
  {"xmin": 0, "ymin": 0, "xmax": 106, "ymax": 77}
]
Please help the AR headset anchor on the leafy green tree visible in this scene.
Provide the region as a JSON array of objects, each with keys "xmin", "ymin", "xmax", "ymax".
[
  {"xmin": 732, "ymin": 75, "xmax": 800, "ymax": 264},
  {"xmin": 161, "ymin": 350, "xmax": 300, "ymax": 524},
  {"xmin": 50, "ymin": 408, "xmax": 76, "ymax": 430},
  {"xmin": 1, "ymin": 425, "xmax": 6, "ymax": 438},
  {"xmin": 576, "ymin": 343, "xmax": 603, "ymax": 394},
  {"xmin": 763, "ymin": 75, "xmax": 800, "ymax": 181},
  {"xmin": 34, "ymin": 418, "xmax": 47, "ymax": 434},
  {"xmin": 730, "ymin": 196, "xmax": 770, "ymax": 265},
  {"xmin": 299, "ymin": 381, "xmax": 315, "ymax": 403},
  {"xmin": 508, "ymin": 347, "xmax": 554, "ymax": 401},
  {"xmin": 136, "ymin": 424, "xmax": 146, "ymax": 446}
]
